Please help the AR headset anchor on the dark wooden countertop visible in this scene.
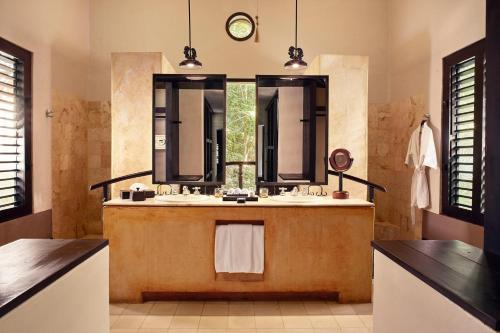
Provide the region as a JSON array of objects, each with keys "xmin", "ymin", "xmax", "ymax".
[
  {"xmin": 372, "ymin": 240, "xmax": 500, "ymax": 330},
  {"xmin": 0, "ymin": 239, "xmax": 108, "ymax": 318}
]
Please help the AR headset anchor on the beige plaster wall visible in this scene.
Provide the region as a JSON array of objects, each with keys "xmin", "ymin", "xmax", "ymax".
[
  {"xmin": 383, "ymin": 0, "xmax": 486, "ymax": 242},
  {"xmin": 0, "ymin": 0, "xmax": 90, "ymax": 214},
  {"xmin": 307, "ymin": 55, "xmax": 368, "ymax": 199},
  {"xmin": 0, "ymin": 0, "xmax": 91, "ymax": 240},
  {"xmin": 89, "ymin": 0, "xmax": 388, "ymax": 104},
  {"xmin": 111, "ymin": 52, "xmax": 174, "ymax": 197}
]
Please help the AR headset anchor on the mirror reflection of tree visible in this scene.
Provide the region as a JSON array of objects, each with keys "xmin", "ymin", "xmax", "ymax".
[{"xmin": 226, "ymin": 82, "xmax": 256, "ymax": 188}]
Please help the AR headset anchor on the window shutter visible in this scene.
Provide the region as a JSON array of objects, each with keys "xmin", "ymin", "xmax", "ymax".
[
  {"xmin": 0, "ymin": 50, "xmax": 27, "ymax": 210},
  {"xmin": 481, "ymin": 58, "xmax": 486, "ymax": 214},
  {"xmin": 449, "ymin": 57, "xmax": 477, "ymax": 210},
  {"xmin": 442, "ymin": 39, "xmax": 485, "ymax": 225}
]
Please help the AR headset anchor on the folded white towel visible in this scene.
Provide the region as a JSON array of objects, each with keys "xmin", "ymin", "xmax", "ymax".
[{"xmin": 215, "ymin": 224, "xmax": 264, "ymax": 274}]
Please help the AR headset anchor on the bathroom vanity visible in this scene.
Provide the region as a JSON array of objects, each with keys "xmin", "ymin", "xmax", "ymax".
[
  {"xmin": 103, "ymin": 196, "xmax": 374, "ymax": 303},
  {"xmin": 102, "ymin": 73, "xmax": 375, "ymax": 304}
]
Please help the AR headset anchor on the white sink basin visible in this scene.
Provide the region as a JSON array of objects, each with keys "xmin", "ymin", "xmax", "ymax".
[
  {"xmin": 155, "ymin": 194, "xmax": 210, "ymax": 202},
  {"xmin": 268, "ymin": 195, "xmax": 323, "ymax": 203}
]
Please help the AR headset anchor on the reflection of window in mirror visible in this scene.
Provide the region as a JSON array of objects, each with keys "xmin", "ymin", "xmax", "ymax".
[{"xmin": 225, "ymin": 80, "xmax": 256, "ymax": 188}]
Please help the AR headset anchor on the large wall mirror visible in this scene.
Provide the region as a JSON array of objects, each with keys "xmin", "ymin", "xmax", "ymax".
[
  {"xmin": 153, "ymin": 74, "xmax": 226, "ymax": 185},
  {"xmin": 256, "ymin": 75, "xmax": 328, "ymax": 185}
]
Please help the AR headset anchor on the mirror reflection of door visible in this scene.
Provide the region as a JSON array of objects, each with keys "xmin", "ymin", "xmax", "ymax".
[
  {"xmin": 152, "ymin": 75, "xmax": 226, "ymax": 185},
  {"xmin": 256, "ymin": 75, "xmax": 328, "ymax": 185}
]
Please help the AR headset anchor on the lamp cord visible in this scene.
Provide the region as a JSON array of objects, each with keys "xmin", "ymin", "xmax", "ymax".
[
  {"xmin": 188, "ymin": 0, "xmax": 192, "ymax": 48},
  {"xmin": 295, "ymin": 0, "xmax": 298, "ymax": 48}
]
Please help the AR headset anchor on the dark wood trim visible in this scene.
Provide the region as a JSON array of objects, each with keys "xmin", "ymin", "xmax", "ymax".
[
  {"xmin": 215, "ymin": 220, "xmax": 264, "ymax": 225},
  {"xmin": 142, "ymin": 291, "xmax": 339, "ymax": 302},
  {"xmin": 0, "ymin": 37, "xmax": 33, "ymax": 224},
  {"xmin": 152, "ymin": 74, "xmax": 227, "ymax": 186},
  {"xmin": 328, "ymin": 170, "xmax": 386, "ymax": 193},
  {"xmin": 89, "ymin": 170, "xmax": 153, "ymax": 190},
  {"xmin": 441, "ymin": 39, "xmax": 485, "ymax": 226},
  {"xmin": 484, "ymin": 0, "xmax": 500, "ymax": 256},
  {"xmin": 0, "ymin": 239, "xmax": 108, "ymax": 318},
  {"xmin": 215, "ymin": 272, "xmax": 264, "ymax": 281},
  {"xmin": 227, "ymin": 78, "xmax": 255, "ymax": 83},
  {"xmin": 255, "ymin": 75, "xmax": 329, "ymax": 187},
  {"xmin": 372, "ymin": 240, "xmax": 500, "ymax": 330}
]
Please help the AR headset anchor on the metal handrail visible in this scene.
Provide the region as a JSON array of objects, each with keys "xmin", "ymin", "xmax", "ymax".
[
  {"xmin": 89, "ymin": 170, "xmax": 152, "ymax": 202},
  {"xmin": 89, "ymin": 168, "xmax": 386, "ymax": 203},
  {"xmin": 328, "ymin": 170, "xmax": 386, "ymax": 203}
]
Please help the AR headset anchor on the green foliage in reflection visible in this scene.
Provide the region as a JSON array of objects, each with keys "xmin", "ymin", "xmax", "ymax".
[
  {"xmin": 225, "ymin": 82, "xmax": 256, "ymax": 189},
  {"xmin": 229, "ymin": 19, "xmax": 252, "ymax": 38}
]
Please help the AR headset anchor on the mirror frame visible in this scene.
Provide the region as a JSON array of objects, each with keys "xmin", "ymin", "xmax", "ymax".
[
  {"xmin": 254, "ymin": 75, "xmax": 329, "ymax": 187},
  {"xmin": 152, "ymin": 74, "xmax": 227, "ymax": 186}
]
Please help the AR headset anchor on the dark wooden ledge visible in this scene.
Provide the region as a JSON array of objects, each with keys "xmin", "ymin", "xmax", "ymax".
[
  {"xmin": 372, "ymin": 240, "xmax": 500, "ymax": 330},
  {"xmin": 0, "ymin": 239, "xmax": 108, "ymax": 318}
]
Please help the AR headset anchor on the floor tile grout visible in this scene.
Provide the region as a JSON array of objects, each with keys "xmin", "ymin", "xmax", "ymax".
[{"xmin": 110, "ymin": 301, "xmax": 372, "ymax": 332}]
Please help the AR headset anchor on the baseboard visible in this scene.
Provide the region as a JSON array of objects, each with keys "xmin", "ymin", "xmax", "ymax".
[{"xmin": 142, "ymin": 291, "xmax": 339, "ymax": 302}]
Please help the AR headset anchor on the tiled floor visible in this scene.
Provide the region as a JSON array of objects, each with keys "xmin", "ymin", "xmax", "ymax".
[{"xmin": 110, "ymin": 301, "xmax": 373, "ymax": 333}]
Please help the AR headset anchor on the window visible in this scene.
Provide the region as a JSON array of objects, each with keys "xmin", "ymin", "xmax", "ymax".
[
  {"xmin": 225, "ymin": 80, "xmax": 256, "ymax": 188},
  {"xmin": 0, "ymin": 37, "xmax": 32, "ymax": 222},
  {"xmin": 442, "ymin": 39, "xmax": 485, "ymax": 225}
]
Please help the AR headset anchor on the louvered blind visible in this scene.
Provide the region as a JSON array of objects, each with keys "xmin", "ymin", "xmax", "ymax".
[
  {"xmin": 0, "ymin": 50, "xmax": 26, "ymax": 211},
  {"xmin": 449, "ymin": 57, "xmax": 476, "ymax": 210},
  {"xmin": 442, "ymin": 39, "xmax": 485, "ymax": 225}
]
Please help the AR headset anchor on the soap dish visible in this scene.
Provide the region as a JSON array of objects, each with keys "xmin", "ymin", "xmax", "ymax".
[{"xmin": 222, "ymin": 196, "xmax": 258, "ymax": 202}]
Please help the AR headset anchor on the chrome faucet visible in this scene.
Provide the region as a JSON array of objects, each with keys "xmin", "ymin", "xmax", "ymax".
[
  {"xmin": 156, "ymin": 184, "xmax": 172, "ymax": 195},
  {"xmin": 156, "ymin": 184, "xmax": 163, "ymax": 195},
  {"xmin": 307, "ymin": 185, "xmax": 327, "ymax": 196},
  {"xmin": 279, "ymin": 187, "xmax": 287, "ymax": 196},
  {"xmin": 193, "ymin": 186, "xmax": 201, "ymax": 195},
  {"xmin": 182, "ymin": 185, "xmax": 190, "ymax": 195}
]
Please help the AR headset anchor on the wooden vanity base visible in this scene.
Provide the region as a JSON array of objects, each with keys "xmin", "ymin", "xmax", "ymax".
[{"xmin": 103, "ymin": 205, "xmax": 374, "ymax": 303}]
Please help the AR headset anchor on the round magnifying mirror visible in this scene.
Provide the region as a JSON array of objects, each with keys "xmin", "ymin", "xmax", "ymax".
[
  {"xmin": 329, "ymin": 148, "xmax": 353, "ymax": 172},
  {"xmin": 226, "ymin": 12, "xmax": 255, "ymax": 41}
]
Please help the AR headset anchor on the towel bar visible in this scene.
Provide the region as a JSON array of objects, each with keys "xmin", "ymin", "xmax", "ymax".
[{"xmin": 215, "ymin": 220, "xmax": 264, "ymax": 225}]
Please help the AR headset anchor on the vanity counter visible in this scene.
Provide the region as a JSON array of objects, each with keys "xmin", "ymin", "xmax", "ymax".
[
  {"xmin": 104, "ymin": 196, "xmax": 374, "ymax": 303},
  {"xmin": 103, "ymin": 196, "xmax": 374, "ymax": 207}
]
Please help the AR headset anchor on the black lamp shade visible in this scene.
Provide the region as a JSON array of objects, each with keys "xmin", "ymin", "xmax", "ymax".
[
  {"xmin": 284, "ymin": 46, "xmax": 307, "ymax": 70},
  {"xmin": 179, "ymin": 46, "xmax": 202, "ymax": 69},
  {"xmin": 179, "ymin": 58, "xmax": 203, "ymax": 69},
  {"xmin": 284, "ymin": 58, "xmax": 308, "ymax": 70}
]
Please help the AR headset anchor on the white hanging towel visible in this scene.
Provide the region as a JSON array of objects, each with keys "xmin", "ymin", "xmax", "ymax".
[
  {"xmin": 215, "ymin": 224, "xmax": 264, "ymax": 274},
  {"xmin": 405, "ymin": 122, "xmax": 438, "ymax": 223}
]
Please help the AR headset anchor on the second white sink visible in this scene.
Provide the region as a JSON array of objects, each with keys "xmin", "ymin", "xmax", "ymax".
[{"xmin": 155, "ymin": 194, "xmax": 210, "ymax": 202}]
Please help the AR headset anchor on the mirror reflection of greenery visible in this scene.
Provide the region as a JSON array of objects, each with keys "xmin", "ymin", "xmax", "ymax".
[
  {"xmin": 226, "ymin": 82, "xmax": 256, "ymax": 188},
  {"xmin": 229, "ymin": 19, "xmax": 252, "ymax": 38}
]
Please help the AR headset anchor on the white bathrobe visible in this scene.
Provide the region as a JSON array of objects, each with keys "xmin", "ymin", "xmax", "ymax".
[{"xmin": 405, "ymin": 122, "xmax": 437, "ymax": 214}]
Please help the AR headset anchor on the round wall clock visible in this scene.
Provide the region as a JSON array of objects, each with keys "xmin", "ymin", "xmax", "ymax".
[{"xmin": 226, "ymin": 12, "xmax": 255, "ymax": 41}]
